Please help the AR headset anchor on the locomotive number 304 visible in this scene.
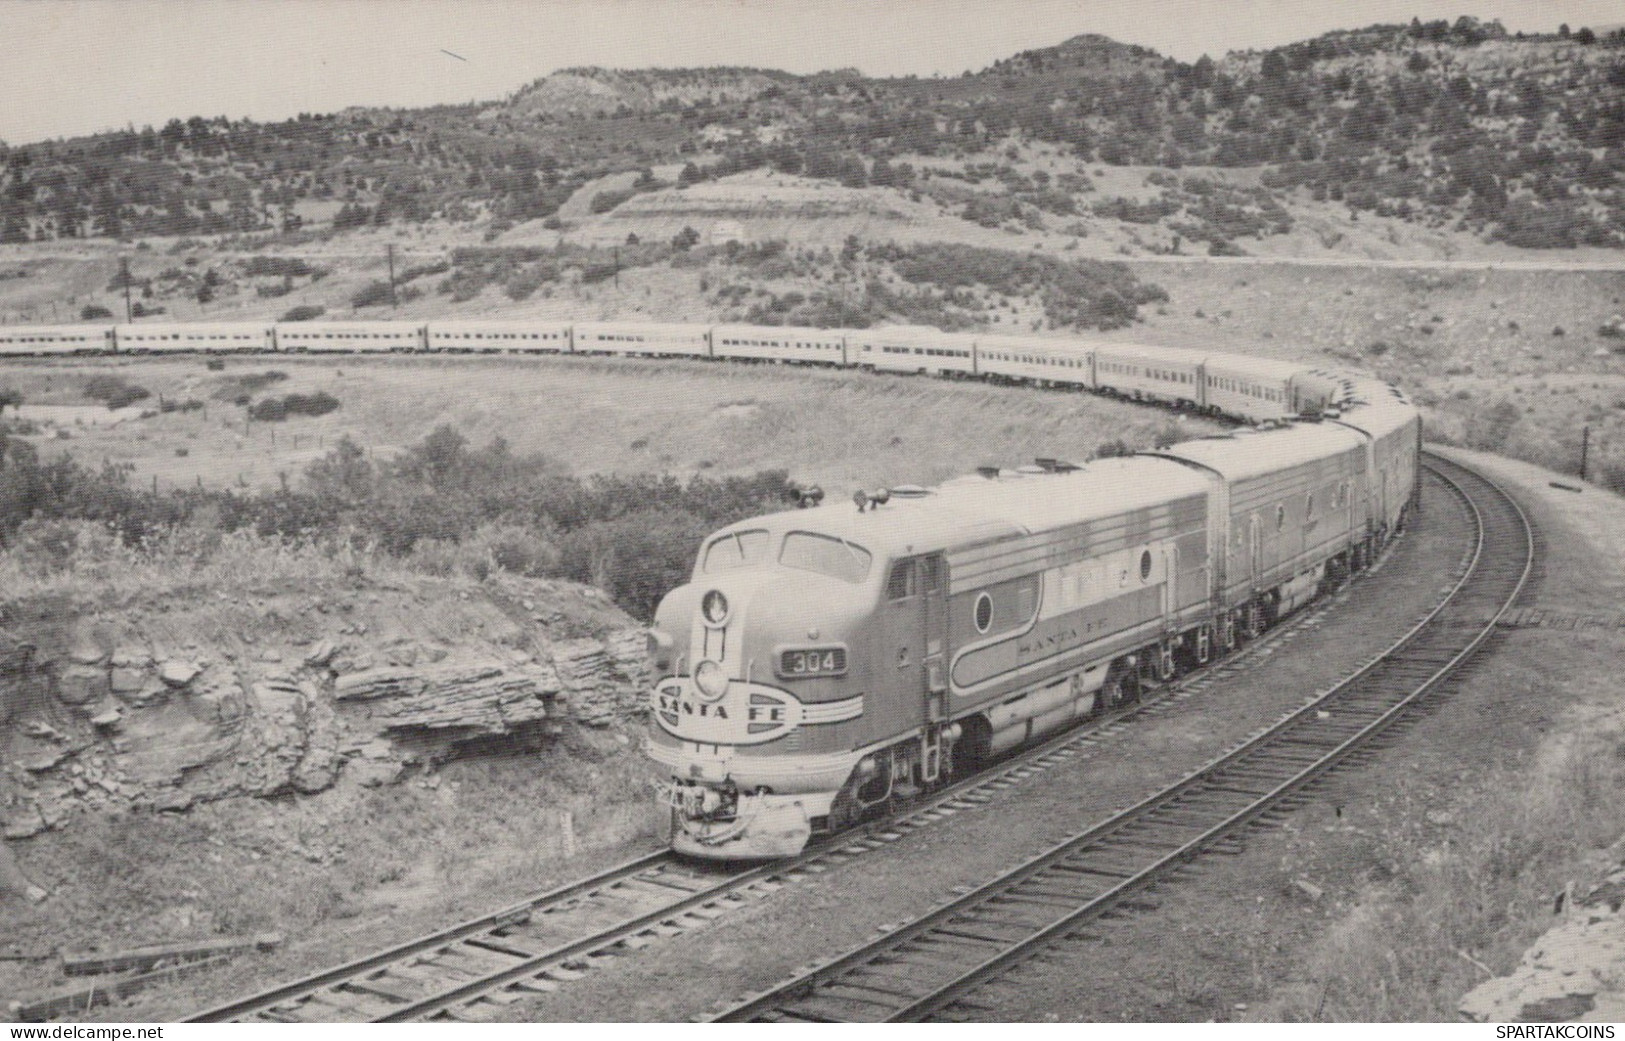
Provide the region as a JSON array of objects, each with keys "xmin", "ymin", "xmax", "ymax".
[{"xmin": 781, "ymin": 648, "xmax": 847, "ymax": 676}]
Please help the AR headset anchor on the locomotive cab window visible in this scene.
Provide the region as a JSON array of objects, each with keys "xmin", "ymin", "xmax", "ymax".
[
  {"xmin": 780, "ymin": 532, "xmax": 872, "ymax": 584},
  {"xmin": 703, "ymin": 529, "xmax": 770, "ymax": 573},
  {"xmin": 918, "ymin": 556, "xmax": 942, "ymax": 594},
  {"xmin": 887, "ymin": 561, "xmax": 916, "ymax": 601}
]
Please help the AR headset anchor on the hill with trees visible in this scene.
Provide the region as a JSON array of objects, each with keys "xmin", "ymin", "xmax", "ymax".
[{"xmin": 1, "ymin": 18, "xmax": 1623, "ymax": 251}]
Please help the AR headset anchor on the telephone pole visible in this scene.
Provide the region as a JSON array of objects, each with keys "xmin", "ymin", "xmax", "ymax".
[
  {"xmin": 387, "ymin": 244, "xmax": 398, "ymax": 309},
  {"xmin": 121, "ymin": 257, "xmax": 133, "ymax": 323}
]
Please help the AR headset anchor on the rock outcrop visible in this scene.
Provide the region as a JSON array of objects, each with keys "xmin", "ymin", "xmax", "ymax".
[
  {"xmin": 1460, "ymin": 867, "xmax": 1625, "ymax": 1022},
  {"xmin": 0, "ymin": 574, "xmax": 652, "ymax": 842}
]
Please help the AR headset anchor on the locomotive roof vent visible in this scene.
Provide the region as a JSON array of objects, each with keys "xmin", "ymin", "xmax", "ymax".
[
  {"xmin": 976, "ymin": 465, "xmax": 1001, "ymax": 480},
  {"xmin": 889, "ymin": 484, "xmax": 930, "ymax": 499},
  {"xmin": 1015, "ymin": 464, "xmax": 1047, "ymax": 476},
  {"xmin": 1033, "ymin": 457, "xmax": 1082, "ymax": 473}
]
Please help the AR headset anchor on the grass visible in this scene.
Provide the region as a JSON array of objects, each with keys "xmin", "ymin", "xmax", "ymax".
[
  {"xmin": 1280, "ymin": 716, "xmax": 1625, "ymax": 1020},
  {"xmin": 0, "ymin": 522, "xmax": 390, "ymax": 601},
  {"xmin": 5, "ymin": 727, "xmax": 661, "ymax": 1018},
  {"xmin": 0, "ymin": 354, "xmax": 1229, "ymax": 498}
]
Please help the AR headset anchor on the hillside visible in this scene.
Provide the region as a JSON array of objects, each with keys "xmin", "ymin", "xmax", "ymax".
[{"xmin": 1, "ymin": 21, "xmax": 1622, "ymax": 254}]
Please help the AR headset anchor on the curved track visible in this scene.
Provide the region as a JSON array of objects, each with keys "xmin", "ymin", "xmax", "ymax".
[
  {"xmin": 185, "ymin": 452, "xmax": 1517, "ymax": 1023},
  {"xmin": 711, "ymin": 452, "xmax": 1533, "ymax": 1023},
  {"xmin": 185, "ymin": 665, "xmax": 1234, "ymax": 1023}
]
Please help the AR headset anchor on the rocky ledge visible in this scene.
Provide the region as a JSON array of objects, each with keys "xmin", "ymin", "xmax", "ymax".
[{"xmin": 0, "ymin": 574, "xmax": 652, "ymax": 844}]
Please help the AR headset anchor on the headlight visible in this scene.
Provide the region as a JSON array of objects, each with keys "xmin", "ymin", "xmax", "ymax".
[
  {"xmin": 701, "ymin": 590, "xmax": 729, "ymax": 626},
  {"xmin": 694, "ymin": 659, "xmax": 729, "ymax": 702}
]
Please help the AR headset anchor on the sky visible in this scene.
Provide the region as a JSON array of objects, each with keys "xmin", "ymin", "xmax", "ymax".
[{"xmin": 1, "ymin": 0, "xmax": 1618, "ymax": 146}]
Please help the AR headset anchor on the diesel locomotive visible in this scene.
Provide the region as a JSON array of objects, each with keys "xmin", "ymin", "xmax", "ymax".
[{"xmin": 647, "ymin": 371, "xmax": 1418, "ymax": 858}]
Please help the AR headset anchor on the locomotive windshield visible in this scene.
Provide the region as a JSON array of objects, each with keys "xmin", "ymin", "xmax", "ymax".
[
  {"xmin": 779, "ymin": 532, "xmax": 873, "ymax": 584},
  {"xmin": 702, "ymin": 529, "xmax": 770, "ymax": 573}
]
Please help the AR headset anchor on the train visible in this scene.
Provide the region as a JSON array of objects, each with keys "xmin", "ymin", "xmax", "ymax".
[
  {"xmin": 0, "ymin": 318, "xmax": 1371, "ymax": 423},
  {"xmin": 0, "ymin": 315, "xmax": 1420, "ymax": 861}
]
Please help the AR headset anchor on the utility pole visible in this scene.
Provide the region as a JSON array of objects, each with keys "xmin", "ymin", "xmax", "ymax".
[
  {"xmin": 1581, "ymin": 425, "xmax": 1590, "ymax": 481},
  {"xmin": 613, "ymin": 246, "xmax": 620, "ymax": 290},
  {"xmin": 121, "ymin": 257, "xmax": 133, "ymax": 323},
  {"xmin": 387, "ymin": 244, "xmax": 398, "ymax": 308}
]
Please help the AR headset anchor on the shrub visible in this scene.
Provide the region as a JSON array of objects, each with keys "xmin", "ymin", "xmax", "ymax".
[
  {"xmin": 82, "ymin": 376, "xmax": 151, "ymax": 410},
  {"xmin": 350, "ymin": 280, "xmax": 395, "ymax": 308},
  {"xmin": 243, "ymin": 256, "xmax": 314, "ymax": 278},
  {"xmin": 1094, "ymin": 439, "xmax": 1132, "ymax": 458},
  {"xmin": 279, "ymin": 305, "xmax": 325, "ymax": 322},
  {"xmin": 589, "ymin": 189, "xmax": 637, "ymax": 214},
  {"xmin": 504, "ymin": 267, "xmax": 549, "ymax": 301},
  {"xmin": 80, "ymin": 305, "xmax": 114, "ymax": 320},
  {"xmin": 249, "ymin": 391, "xmax": 340, "ymax": 422},
  {"xmin": 398, "ymin": 260, "xmax": 450, "ymax": 283}
]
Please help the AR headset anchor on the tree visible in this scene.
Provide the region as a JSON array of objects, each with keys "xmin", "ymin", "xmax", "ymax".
[
  {"xmin": 671, "ymin": 225, "xmax": 700, "ymax": 251},
  {"xmin": 1559, "ymin": 23, "xmax": 1570, "ymax": 38},
  {"xmin": 1575, "ymin": 27, "xmax": 1596, "ymax": 44},
  {"xmin": 303, "ymin": 435, "xmax": 373, "ymax": 505}
]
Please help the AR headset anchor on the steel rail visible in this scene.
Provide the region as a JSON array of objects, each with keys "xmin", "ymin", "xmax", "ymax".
[{"xmin": 185, "ymin": 848, "xmax": 674, "ymax": 1021}]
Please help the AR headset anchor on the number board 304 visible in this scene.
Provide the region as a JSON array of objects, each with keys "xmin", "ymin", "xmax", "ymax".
[{"xmin": 778, "ymin": 646, "xmax": 848, "ymax": 677}]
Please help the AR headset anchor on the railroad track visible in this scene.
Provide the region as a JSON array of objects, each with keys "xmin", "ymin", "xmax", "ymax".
[
  {"xmin": 186, "ymin": 455, "xmax": 1485, "ymax": 1024},
  {"xmin": 186, "ymin": 563, "xmax": 1371, "ymax": 1023},
  {"xmin": 185, "ymin": 662, "xmax": 1254, "ymax": 1024},
  {"xmin": 713, "ymin": 452, "xmax": 1533, "ymax": 1023}
]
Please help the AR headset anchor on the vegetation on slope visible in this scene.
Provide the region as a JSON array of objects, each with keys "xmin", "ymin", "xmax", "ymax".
[{"xmin": 2, "ymin": 20, "xmax": 1622, "ymax": 249}]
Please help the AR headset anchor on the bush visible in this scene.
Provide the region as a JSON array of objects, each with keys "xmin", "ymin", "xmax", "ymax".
[
  {"xmin": 1094, "ymin": 439, "xmax": 1132, "ymax": 458},
  {"xmin": 82, "ymin": 376, "xmax": 151, "ymax": 410},
  {"xmin": 249, "ymin": 392, "xmax": 340, "ymax": 422},
  {"xmin": 350, "ymin": 280, "xmax": 395, "ymax": 308},
  {"xmin": 80, "ymin": 305, "xmax": 114, "ymax": 320},
  {"xmin": 504, "ymin": 267, "xmax": 550, "ymax": 301},
  {"xmin": 243, "ymin": 256, "xmax": 314, "ymax": 278},
  {"xmin": 589, "ymin": 189, "xmax": 637, "ymax": 214},
  {"xmin": 279, "ymin": 305, "xmax": 325, "ymax": 322}
]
